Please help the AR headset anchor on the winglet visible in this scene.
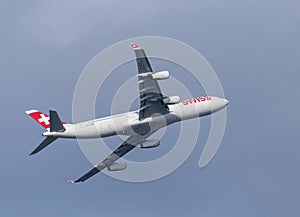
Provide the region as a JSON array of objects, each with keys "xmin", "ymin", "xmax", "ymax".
[
  {"xmin": 67, "ymin": 180, "xmax": 75, "ymax": 184},
  {"xmin": 131, "ymin": 43, "xmax": 140, "ymax": 49}
]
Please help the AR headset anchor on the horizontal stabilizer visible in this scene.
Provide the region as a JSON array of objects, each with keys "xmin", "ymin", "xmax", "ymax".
[
  {"xmin": 50, "ymin": 110, "xmax": 66, "ymax": 132},
  {"xmin": 30, "ymin": 136, "xmax": 57, "ymax": 155}
]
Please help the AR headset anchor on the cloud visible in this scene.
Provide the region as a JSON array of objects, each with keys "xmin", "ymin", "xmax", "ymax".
[{"xmin": 15, "ymin": 0, "xmax": 161, "ymax": 47}]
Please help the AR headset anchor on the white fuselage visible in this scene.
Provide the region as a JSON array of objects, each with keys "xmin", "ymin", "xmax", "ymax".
[{"xmin": 43, "ymin": 96, "xmax": 228, "ymax": 139}]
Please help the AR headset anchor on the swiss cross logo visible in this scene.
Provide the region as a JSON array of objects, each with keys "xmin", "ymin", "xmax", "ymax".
[{"xmin": 38, "ymin": 114, "xmax": 50, "ymax": 125}]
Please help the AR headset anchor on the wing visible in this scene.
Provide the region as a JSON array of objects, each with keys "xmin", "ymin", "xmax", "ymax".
[
  {"xmin": 70, "ymin": 136, "xmax": 141, "ymax": 183},
  {"xmin": 132, "ymin": 43, "xmax": 169, "ymax": 120}
]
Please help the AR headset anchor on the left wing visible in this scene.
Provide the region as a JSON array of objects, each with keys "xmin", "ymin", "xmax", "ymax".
[
  {"xmin": 132, "ymin": 43, "xmax": 169, "ymax": 120},
  {"xmin": 69, "ymin": 136, "xmax": 143, "ymax": 183}
]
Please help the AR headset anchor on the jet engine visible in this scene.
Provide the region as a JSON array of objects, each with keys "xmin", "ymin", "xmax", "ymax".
[
  {"xmin": 138, "ymin": 71, "xmax": 170, "ymax": 80},
  {"xmin": 151, "ymin": 71, "xmax": 170, "ymax": 80},
  {"xmin": 162, "ymin": 96, "xmax": 181, "ymax": 104},
  {"xmin": 107, "ymin": 162, "xmax": 127, "ymax": 171},
  {"xmin": 140, "ymin": 139, "xmax": 160, "ymax": 148}
]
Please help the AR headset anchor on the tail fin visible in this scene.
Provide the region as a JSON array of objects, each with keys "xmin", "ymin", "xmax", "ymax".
[
  {"xmin": 25, "ymin": 109, "xmax": 67, "ymax": 130},
  {"xmin": 26, "ymin": 110, "xmax": 51, "ymax": 129},
  {"xmin": 26, "ymin": 110, "xmax": 67, "ymax": 155}
]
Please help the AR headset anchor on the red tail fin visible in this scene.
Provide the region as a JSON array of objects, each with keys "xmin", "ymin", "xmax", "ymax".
[{"xmin": 25, "ymin": 110, "xmax": 66, "ymax": 129}]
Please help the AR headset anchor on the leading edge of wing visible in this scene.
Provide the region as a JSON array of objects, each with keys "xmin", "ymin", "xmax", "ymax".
[
  {"xmin": 69, "ymin": 137, "xmax": 138, "ymax": 183},
  {"xmin": 131, "ymin": 42, "xmax": 153, "ymax": 74}
]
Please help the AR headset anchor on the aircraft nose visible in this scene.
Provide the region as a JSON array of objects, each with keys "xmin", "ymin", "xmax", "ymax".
[{"xmin": 208, "ymin": 97, "xmax": 228, "ymax": 113}]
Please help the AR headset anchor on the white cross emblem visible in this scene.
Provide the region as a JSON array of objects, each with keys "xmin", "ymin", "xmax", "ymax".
[{"xmin": 38, "ymin": 114, "xmax": 50, "ymax": 125}]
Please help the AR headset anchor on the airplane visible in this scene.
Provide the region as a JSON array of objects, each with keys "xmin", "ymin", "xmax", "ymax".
[{"xmin": 26, "ymin": 43, "xmax": 229, "ymax": 183}]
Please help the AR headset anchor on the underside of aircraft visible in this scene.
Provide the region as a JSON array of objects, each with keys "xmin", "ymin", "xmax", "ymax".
[{"xmin": 26, "ymin": 43, "xmax": 228, "ymax": 183}]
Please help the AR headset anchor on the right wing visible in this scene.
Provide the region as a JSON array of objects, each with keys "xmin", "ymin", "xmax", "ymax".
[{"xmin": 70, "ymin": 136, "xmax": 143, "ymax": 183}]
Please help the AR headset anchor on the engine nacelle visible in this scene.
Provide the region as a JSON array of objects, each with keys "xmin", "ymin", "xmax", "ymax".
[
  {"xmin": 163, "ymin": 96, "xmax": 181, "ymax": 104},
  {"xmin": 107, "ymin": 162, "xmax": 127, "ymax": 171},
  {"xmin": 151, "ymin": 71, "xmax": 170, "ymax": 80},
  {"xmin": 140, "ymin": 139, "xmax": 160, "ymax": 148}
]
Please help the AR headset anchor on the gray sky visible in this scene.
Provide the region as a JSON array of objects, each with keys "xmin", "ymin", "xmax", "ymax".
[{"xmin": 1, "ymin": 0, "xmax": 300, "ymax": 216}]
